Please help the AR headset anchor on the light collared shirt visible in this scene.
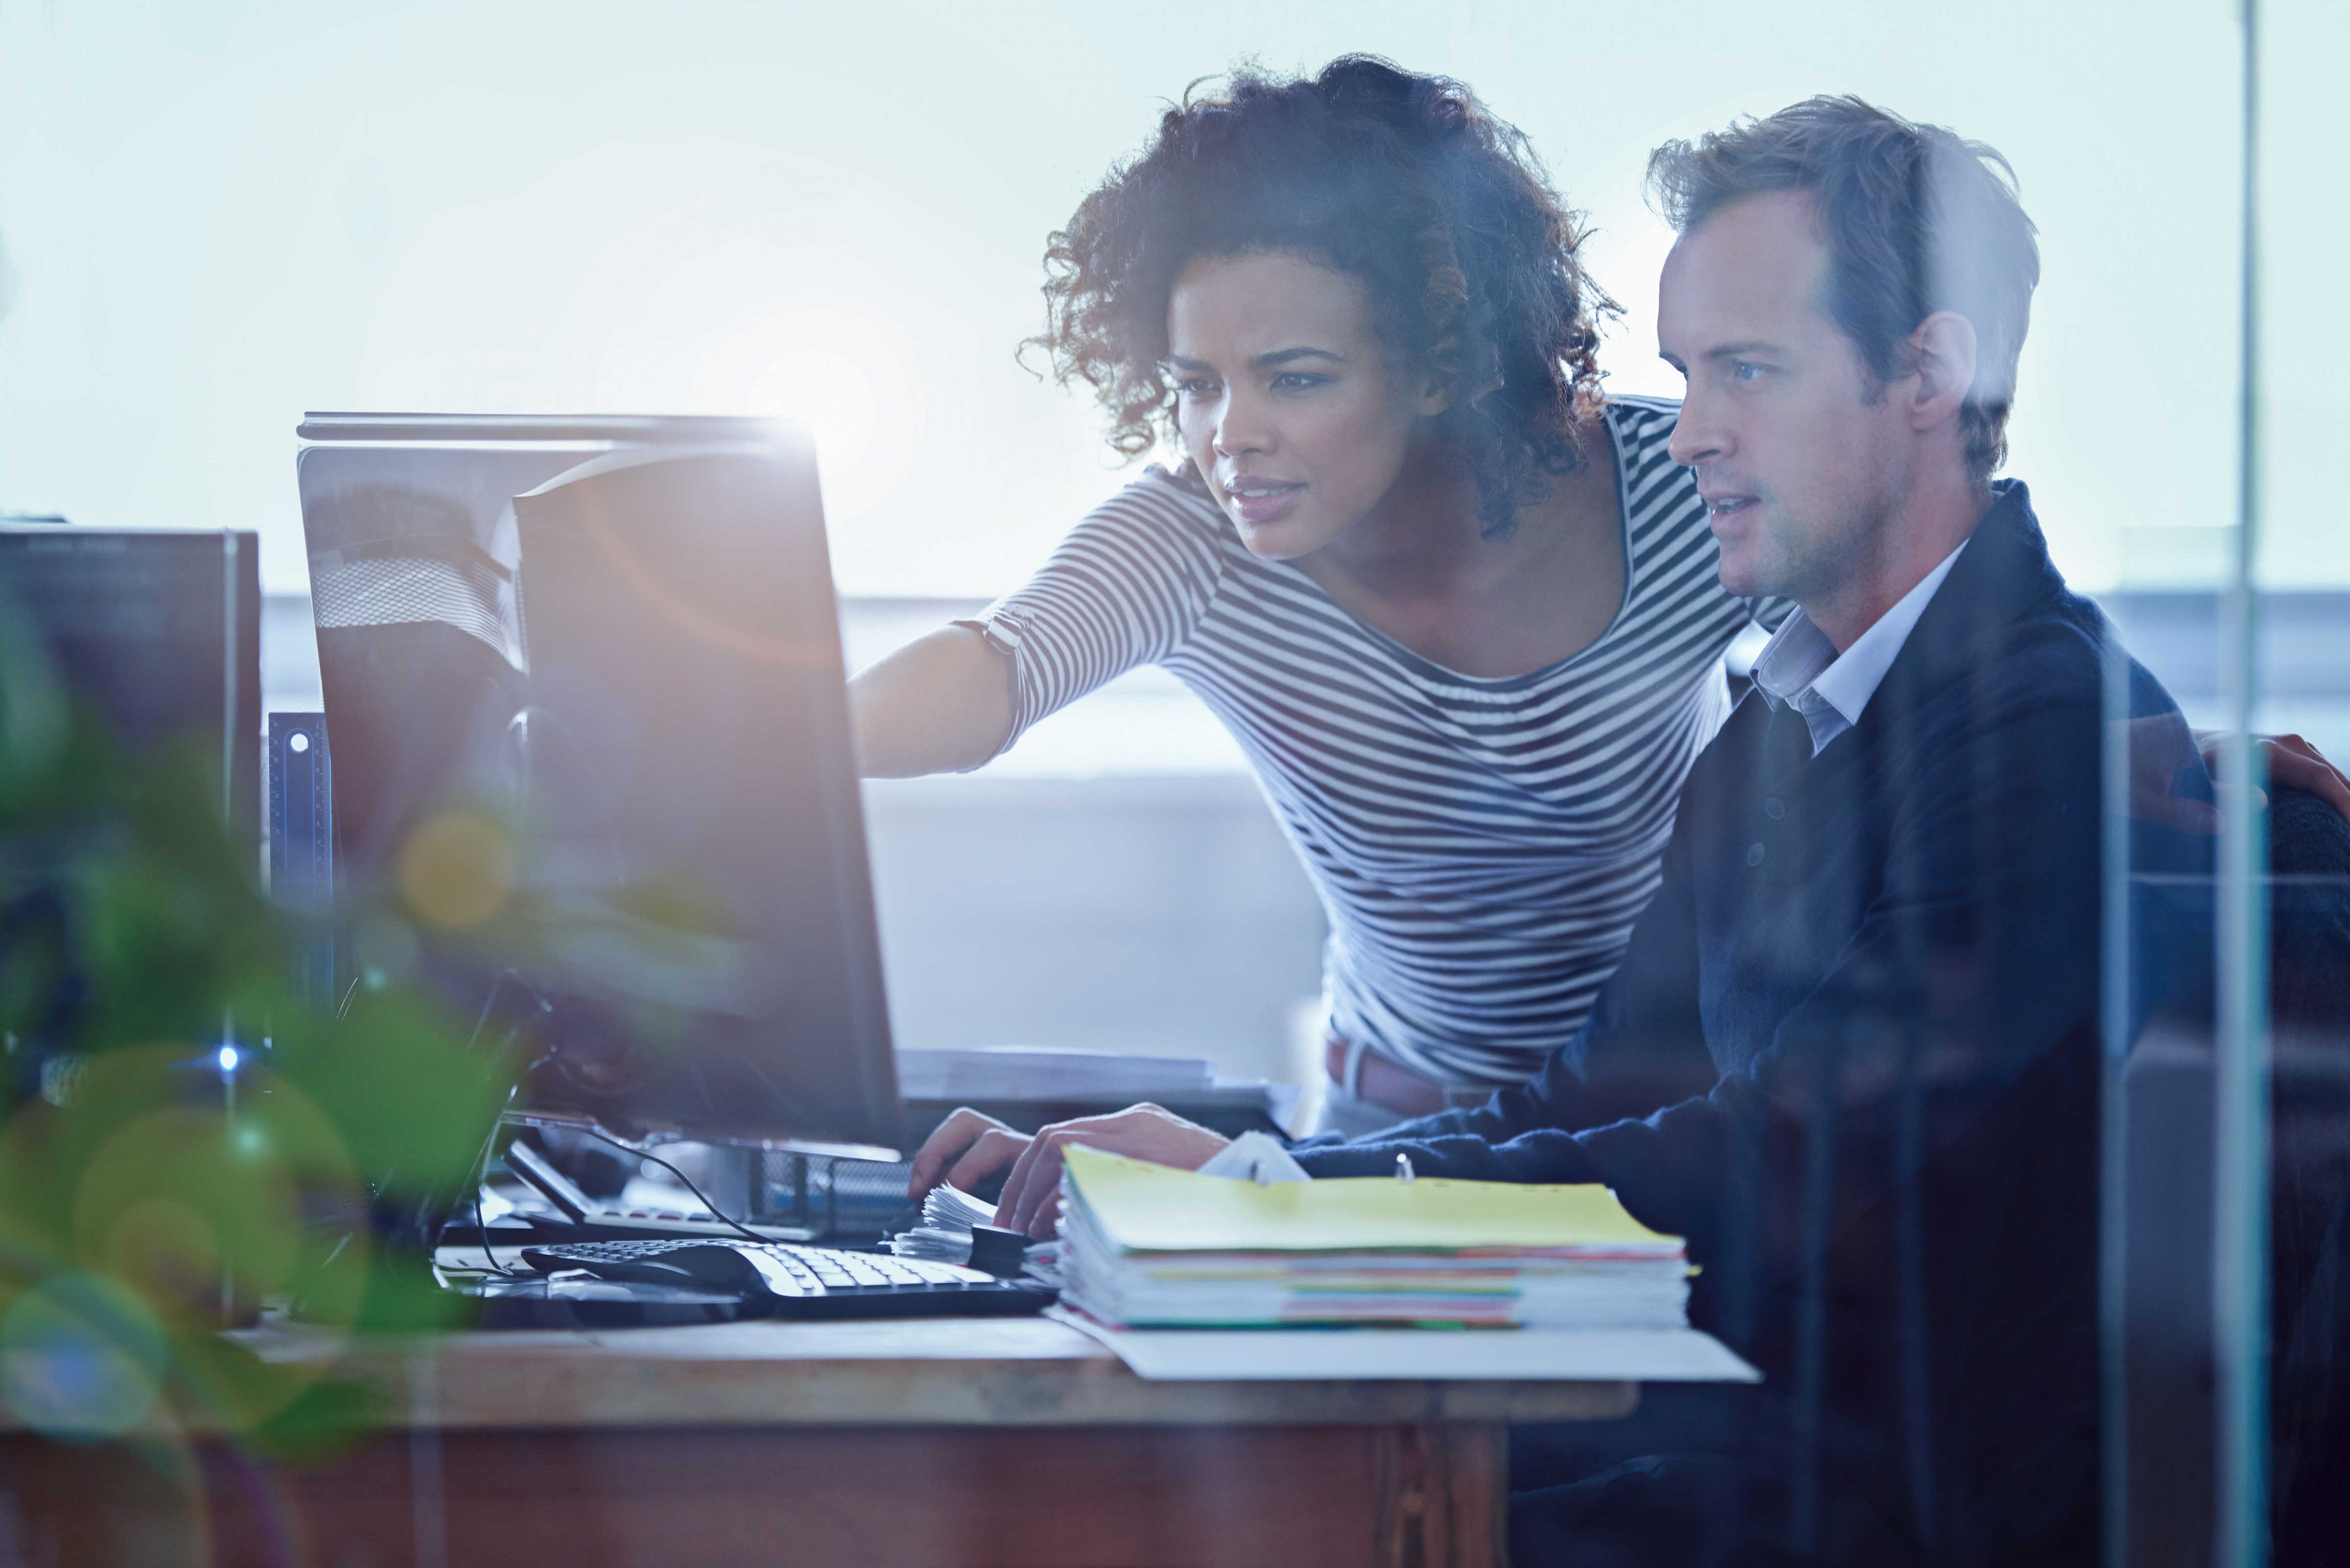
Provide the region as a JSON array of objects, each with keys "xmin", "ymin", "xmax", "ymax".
[{"xmin": 1752, "ymin": 540, "xmax": 1970, "ymax": 756}]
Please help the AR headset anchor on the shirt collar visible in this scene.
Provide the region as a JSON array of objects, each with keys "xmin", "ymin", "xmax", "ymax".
[{"xmin": 1753, "ymin": 538, "xmax": 1969, "ymax": 756}]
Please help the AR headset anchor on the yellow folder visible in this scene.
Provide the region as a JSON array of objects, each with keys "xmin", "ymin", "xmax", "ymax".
[{"xmin": 1060, "ymin": 1145, "xmax": 1681, "ymax": 1256}]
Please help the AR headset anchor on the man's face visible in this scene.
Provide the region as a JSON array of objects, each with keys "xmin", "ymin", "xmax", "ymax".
[{"xmin": 1658, "ymin": 190, "xmax": 1912, "ymax": 603}]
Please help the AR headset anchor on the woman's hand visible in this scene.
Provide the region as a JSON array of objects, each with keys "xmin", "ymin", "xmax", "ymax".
[
  {"xmin": 2123, "ymin": 715, "xmax": 2350, "ymax": 832},
  {"xmin": 906, "ymin": 1103, "xmax": 1233, "ymax": 1239},
  {"xmin": 2199, "ymin": 730, "xmax": 2350, "ymax": 822}
]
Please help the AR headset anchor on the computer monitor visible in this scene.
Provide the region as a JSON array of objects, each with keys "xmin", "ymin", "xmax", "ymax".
[
  {"xmin": 296, "ymin": 415, "xmax": 903, "ymax": 1159},
  {"xmin": 0, "ymin": 525, "xmax": 261, "ymax": 834}
]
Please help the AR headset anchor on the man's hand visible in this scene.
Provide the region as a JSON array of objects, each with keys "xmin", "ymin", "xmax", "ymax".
[
  {"xmin": 906, "ymin": 1107, "xmax": 1037, "ymax": 1205},
  {"xmin": 907, "ymin": 1104, "xmax": 1233, "ymax": 1239}
]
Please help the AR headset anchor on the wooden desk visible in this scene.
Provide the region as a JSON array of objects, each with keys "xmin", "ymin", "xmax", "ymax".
[{"xmin": 5, "ymin": 1315, "xmax": 1636, "ymax": 1568}]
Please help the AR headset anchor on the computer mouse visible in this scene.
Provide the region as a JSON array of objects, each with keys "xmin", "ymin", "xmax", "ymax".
[
  {"xmin": 528, "ymin": 1243, "xmax": 782, "ymax": 1296},
  {"xmin": 629, "ymin": 1243, "xmax": 768, "ymax": 1293}
]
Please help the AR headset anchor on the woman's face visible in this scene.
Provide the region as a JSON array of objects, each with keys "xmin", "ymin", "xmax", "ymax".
[{"xmin": 1164, "ymin": 251, "xmax": 1443, "ymax": 560}]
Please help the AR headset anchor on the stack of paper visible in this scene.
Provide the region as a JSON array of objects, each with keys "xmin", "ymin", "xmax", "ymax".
[
  {"xmin": 884, "ymin": 1183, "xmax": 998, "ymax": 1264},
  {"xmin": 1056, "ymin": 1146, "xmax": 1689, "ymax": 1331},
  {"xmin": 884, "ymin": 1183, "xmax": 1066, "ymax": 1288}
]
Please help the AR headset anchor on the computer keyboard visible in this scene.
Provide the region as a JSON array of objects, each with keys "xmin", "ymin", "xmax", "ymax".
[{"xmin": 517, "ymin": 1237, "xmax": 1054, "ymax": 1319}]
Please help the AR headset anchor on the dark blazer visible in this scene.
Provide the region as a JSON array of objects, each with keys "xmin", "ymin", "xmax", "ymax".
[{"xmin": 1293, "ymin": 481, "xmax": 2210, "ymax": 1566}]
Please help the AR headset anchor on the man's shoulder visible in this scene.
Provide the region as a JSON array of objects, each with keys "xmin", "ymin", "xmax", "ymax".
[
  {"xmin": 1879, "ymin": 593, "xmax": 2113, "ymax": 779},
  {"xmin": 1979, "ymin": 586, "xmax": 2111, "ymax": 700},
  {"xmin": 1895, "ymin": 485, "xmax": 2158, "ymax": 736}
]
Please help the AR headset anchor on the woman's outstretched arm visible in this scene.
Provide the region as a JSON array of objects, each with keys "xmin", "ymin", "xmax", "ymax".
[
  {"xmin": 851, "ymin": 476, "xmax": 1227, "ymax": 779},
  {"xmin": 848, "ymin": 624, "xmax": 1013, "ymax": 778}
]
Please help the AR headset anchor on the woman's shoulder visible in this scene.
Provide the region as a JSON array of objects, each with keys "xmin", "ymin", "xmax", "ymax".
[
  {"xmin": 1073, "ymin": 462, "xmax": 1239, "ymax": 552},
  {"xmin": 1597, "ymin": 395, "xmax": 1773, "ymax": 631},
  {"xmin": 1084, "ymin": 461, "xmax": 1224, "ymax": 523},
  {"xmin": 1599, "ymin": 394, "xmax": 1704, "ymax": 530},
  {"xmin": 1139, "ymin": 460, "xmax": 1224, "ymax": 511},
  {"xmin": 1040, "ymin": 464, "xmax": 1235, "ymax": 596},
  {"xmin": 1602, "ymin": 393, "xmax": 1685, "ymax": 451}
]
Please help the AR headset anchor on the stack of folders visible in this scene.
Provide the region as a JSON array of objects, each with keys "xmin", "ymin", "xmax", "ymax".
[{"xmin": 1056, "ymin": 1146, "xmax": 1689, "ymax": 1331}]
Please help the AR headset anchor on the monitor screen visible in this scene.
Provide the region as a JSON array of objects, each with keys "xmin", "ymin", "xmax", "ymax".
[
  {"xmin": 297, "ymin": 416, "xmax": 902, "ymax": 1159},
  {"xmin": 0, "ymin": 526, "xmax": 260, "ymax": 835}
]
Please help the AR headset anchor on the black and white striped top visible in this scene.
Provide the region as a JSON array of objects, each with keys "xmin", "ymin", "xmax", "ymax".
[{"xmin": 975, "ymin": 397, "xmax": 1765, "ymax": 1089}]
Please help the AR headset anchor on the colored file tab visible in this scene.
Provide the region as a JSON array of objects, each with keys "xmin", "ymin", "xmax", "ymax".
[{"xmin": 1059, "ymin": 1146, "xmax": 1681, "ymax": 1256}]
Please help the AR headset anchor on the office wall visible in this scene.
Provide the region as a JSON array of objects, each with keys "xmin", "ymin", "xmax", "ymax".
[
  {"xmin": 6, "ymin": 0, "xmax": 2344, "ymax": 603},
  {"xmin": 861, "ymin": 774, "xmax": 1326, "ymax": 1084}
]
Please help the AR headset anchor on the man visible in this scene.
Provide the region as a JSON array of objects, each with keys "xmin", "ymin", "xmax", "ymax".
[{"xmin": 911, "ymin": 97, "xmax": 2212, "ymax": 1563}]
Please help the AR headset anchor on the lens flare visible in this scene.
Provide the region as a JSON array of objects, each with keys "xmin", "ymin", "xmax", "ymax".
[
  {"xmin": 397, "ymin": 812, "xmax": 515, "ymax": 929},
  {"xmin": 0, "ymin": 1272, "xmax": 167, "ymax": 1440}
]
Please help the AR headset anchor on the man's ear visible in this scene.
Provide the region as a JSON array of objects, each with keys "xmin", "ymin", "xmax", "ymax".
[{"xmin": 1906, "ymin": 310, "xmax": 1978, "ymax": 434}]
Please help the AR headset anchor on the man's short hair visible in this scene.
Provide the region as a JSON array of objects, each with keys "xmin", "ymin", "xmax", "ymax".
[{"xmin": 1647, "ymin": 96, "xmax": 2041, "ymax": 481}]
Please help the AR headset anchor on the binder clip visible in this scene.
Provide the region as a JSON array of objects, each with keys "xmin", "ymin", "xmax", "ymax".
[
  {"xmin": 968, "ymin": 1224, "xmax": 1030, "ymax": 1278},
  {"xmin": 1395, "ymin": 1153, "xmax": 1415, "ymax": 1185}
]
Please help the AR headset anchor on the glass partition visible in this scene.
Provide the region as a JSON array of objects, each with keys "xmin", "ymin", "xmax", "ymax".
[
  {"xmin": 5, "ymin": 6, "xmax": 2347, "ymax": 1567},
  {"xmin": 2105, "ymin": 6, "xmax": 2350, "ymax": 1565}
]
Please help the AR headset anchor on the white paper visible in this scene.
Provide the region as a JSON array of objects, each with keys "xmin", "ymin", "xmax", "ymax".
[
  {"xmin": 1046, "ymin": 1305, "xmax": 1760, "ymax": 1383},
  {"xmin": 1194, "ymin": 1131, "xmax": 1311, "ymax": 1185},
  {"xmin": 885, "ymin": 1183, "xmax": 998, "ymax": 1263}
]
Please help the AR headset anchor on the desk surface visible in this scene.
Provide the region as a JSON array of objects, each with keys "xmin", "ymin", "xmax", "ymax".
[
  {"xmin": 228, "ymin": 1314, "xmax": 1639, "ymax": 1430},
  {"xmin": 9, "ymin": 1314, "xmax": 1636, "ymax": 1566}
]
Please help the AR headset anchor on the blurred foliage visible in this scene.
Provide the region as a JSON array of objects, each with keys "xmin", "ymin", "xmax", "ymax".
[{"xmin": 0, "ymin": 606, "xmax": 510, "ymax": 1461}]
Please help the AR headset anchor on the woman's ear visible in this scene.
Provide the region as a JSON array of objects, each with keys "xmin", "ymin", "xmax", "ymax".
[
  {"xmin": 1408, "ymin": 343, "xmax": 1465, "ymax": 417},
  {"xmin": 1438, "ymin": 365, "xmax": 1507, "ymax": 417}
]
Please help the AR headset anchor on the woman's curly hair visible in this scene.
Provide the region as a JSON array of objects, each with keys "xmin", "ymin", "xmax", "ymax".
[{"xmin": 1028, "ymin": 55, "xmax": 1616, "ymax": 534}]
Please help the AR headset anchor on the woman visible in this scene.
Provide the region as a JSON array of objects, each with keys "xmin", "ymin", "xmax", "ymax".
[{"xmin": 852, "ymin": 55, "xmax": 1769, "ymax": 1138}]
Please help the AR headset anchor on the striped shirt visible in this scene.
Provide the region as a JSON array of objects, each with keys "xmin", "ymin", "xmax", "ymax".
[{"xmin": 975, "ymin": 397, "xmax": 1767, "ymax": 1089}]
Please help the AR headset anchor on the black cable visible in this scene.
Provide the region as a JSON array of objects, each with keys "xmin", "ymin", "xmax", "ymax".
[
  {"xmin": 453, "ymin": 973, "xmax": 558, "ymax": 1279},
  {"xmin": 466, "ymin": 1103, "xmax": 527, "ymax": 1277},
  {"xmin": 569, "ymin": 1126, "xmax": 772, "ymax": 1246},
  {"xmin": 472, "ymin": 1182, "xmax": 519, "ymax": 1278},
  {"xmin": 450, "ymin": 971, "xmax": 769, "ymax": 1261}
]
